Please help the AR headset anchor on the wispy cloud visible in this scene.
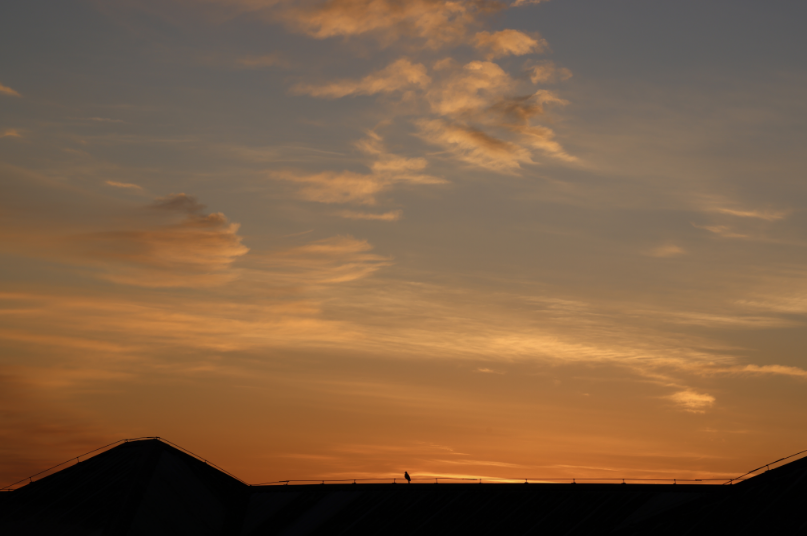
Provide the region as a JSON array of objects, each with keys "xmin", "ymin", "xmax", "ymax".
[
  {"xmin": 281, "ymin": 0, "xmax": 503, "ymax": 49},
  {"xmin": 695, "ymin": 195, "xmax": 790, "ymax": 222},
  {"xmin": 527, "ymin": 61, "xmax": 573, "ymax": 84},
  {"xmin": 338, "ymin": 209, "xmax": 402, "ymax": 221},
  {"xmin": 0, "ymin": 82, "xmax": 21, "ymax": 97},
  {"xmin": 714, "ymin": 207, "xmax": 789, "ymax": 221},
  {"xmin": 0, "ymin": 291, "xmax": 355, "ymax": 359},
  {"xmin": 692, "ymin": 223, "xmax": 750, "ymax": 239},
  {"xmin": 667, "ymin": 390, "xmax": 715, "ymax": 413},
  {"xmin": 292, "ymin": 58, "xmax": 430, "ymax": 98},
  {"xmin": 475, "ymin": 367, "xmax": 505, "ymax": 374},
  {"xmin": 417, "ymin": 118, "xmax": 532, "ymax": 172},
  {"xmin": 277, "ymin": 170, "xmax": 387, "ymax": 205},
  {"xmin": 76, "ymin": 210, "xmax": 248, "ymax": 288},
  {"xmin": 435, "ymin": 458, "xmax": 522, "ymax": 468},
  {"xmin": 473, "ymin": 29, "xmax": 546, "ymax": 59},
  {"xmin": 730, "ymin": 364, "xmax": 807, "ymax": 379},
  {"xmin": 0, "ymin": 236, "xmax": 391, "ymax": 360},
  {"xmin": 277, "ymin": 130, "xmax": 445, "ymax": 204},
  {"xmin": 105, "ymin": 180, "xmax": 143, "ymax": 191},
  {"xmin": 425, "ymin": 82, "xmax": 574, "ymax": 167},
  {"xmin": 250, "ymin": 235, "xmax": 392, "ymax": 285},
  {"xmin": 1, "ymin": 129, "xmax": 22, "ymax": 138}
]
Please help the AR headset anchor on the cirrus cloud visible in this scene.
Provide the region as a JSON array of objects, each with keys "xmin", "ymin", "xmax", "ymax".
[
  {"xmin": 417, "ymin": 118, "xmax": 532, "ymax": 172},
  {"xmin": 667, "ymin": 390, "xmax": 715, "ymax": 413},
  {"xmin": 337, "ymin": 209, "xmax": 402, "ymax": 221},
  {"xmin": 105, "ymin": 180, "xmax": 143, "ymax": 191},
  {"xmin": 0, "ymin": 82, "xmax": 21, "ymax": 97},
  {"xmin": 276, "ymin": 130, "xmax": 445, "ymax": 205},
  {"xmin": 292, "ymin": 58, "xmax": 430, "ymax": 98},
  {"xmin": 250, "ymin": 235, "xmax": 392, "ymax": 284}
]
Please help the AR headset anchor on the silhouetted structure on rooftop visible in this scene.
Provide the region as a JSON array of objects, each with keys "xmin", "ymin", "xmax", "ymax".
[{"xmin": 1, "ymin": 438, "xmax": 806, "ymax": 535}]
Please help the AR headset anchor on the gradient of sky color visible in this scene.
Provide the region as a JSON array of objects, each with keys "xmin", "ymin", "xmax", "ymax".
[{"xmin": 2, "ymin": 0, "xmax": 807, "ymax": 486}]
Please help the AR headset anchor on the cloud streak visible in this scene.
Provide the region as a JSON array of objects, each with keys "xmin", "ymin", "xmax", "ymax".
[
  {"xmin": 251, "ymin": 235, "xmax": 392, "ymax": 285},
  {"xmin": 417, "ymin": 118, "xmax": 532, "ymax": 172},
  {"xmin": 0, "ymin": 82, "xmax": 21, "ymax": 97},
  {"xmin": 292, "ymin": 58, "xmax": 430, "ymax": 98},
  {"xmin": 276, "ymin": 170, "xmax": 386, "ymax": 205},
  {"xmin": 105, "ymin": 180, "xmax": 143, "ymax": 191},
  {"xmin": 338, "ymin": 209, "xmax": 403, "ymax": 221},
  {"xmin": 714, "ymin": 207, "xmax": 789, "ymax": 221},
  {"xmin": 0, "ymin": 236, "xmax": 392, "ymax": 360},
  {"xmin": 277, "ymin": 130, "xmax": 445, "ymax": 205},
  {"xmin": 667, "ymin": 390, "xmax": 715, "ymax": 413}
]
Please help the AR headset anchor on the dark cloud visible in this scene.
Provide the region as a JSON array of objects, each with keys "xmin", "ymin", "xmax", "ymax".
[
  {"xmin": 78, "ymin": 210, "xmax": 249, "ymax": 287},
  {"xmin": 151, "ymin": 193, "xmax": 206, "ymax": 214}
]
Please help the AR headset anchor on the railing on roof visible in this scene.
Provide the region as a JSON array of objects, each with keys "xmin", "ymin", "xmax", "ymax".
[
  {"xmin": 722, "ymin": 448, "xmax": 807, "ymax": 485},
  {"xmin": 156, "ymin": 437, "xmax": 247, "ymax": 485},
  {"xmin": 255, "ymin": 477, "xmax": 729, "ymax": 486},
  {"xmin": 258, "ymin": 449, "xmax": 807, "ymax": 487},
  {"xmin": 2, "ymin": 439, "xmax": 805, "ymax": 491}
]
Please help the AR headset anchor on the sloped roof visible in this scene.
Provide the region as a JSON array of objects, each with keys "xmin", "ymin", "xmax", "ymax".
[
  {"xmin": 2, "ymin": 439, "xmax": 806, "ymax": 536},
  {"xmin": 614, "ymin": 454, "xmax": 807, "ymax": 535},
  {"xmin": 0, "ymin": 438, "xmax": 247, "ymax": 535}
]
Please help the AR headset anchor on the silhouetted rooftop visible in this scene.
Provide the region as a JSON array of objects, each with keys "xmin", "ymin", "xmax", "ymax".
[{"xmin": 1, "ymin": 438, "xmax": 805, "ymax": 535}]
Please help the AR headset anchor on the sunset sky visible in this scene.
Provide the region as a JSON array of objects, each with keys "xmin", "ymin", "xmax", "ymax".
[{"xmin": 2, "ymin": 0, "xmax": 807, "ymax": 486}]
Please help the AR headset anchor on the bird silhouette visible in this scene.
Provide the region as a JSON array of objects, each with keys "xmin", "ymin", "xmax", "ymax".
[{"xmin": 404, "ymin": 471, "xmax": 411, "ymax": 483}]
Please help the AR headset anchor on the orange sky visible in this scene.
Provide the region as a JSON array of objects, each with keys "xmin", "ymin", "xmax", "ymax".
[{"xmin": 2, "ymin": 0, "xmax": 807, "ymax": 487}]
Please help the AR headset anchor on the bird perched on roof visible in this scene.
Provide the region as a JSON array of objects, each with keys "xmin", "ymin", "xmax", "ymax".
[{"xmin": 404, "ymin": 471, "xmax": 411, "ymax": 483}]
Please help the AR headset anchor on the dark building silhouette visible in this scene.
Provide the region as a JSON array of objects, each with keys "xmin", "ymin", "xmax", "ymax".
[{"xmin": 1, "ymin": 438, "xmax": 806, "ymax": 535}]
